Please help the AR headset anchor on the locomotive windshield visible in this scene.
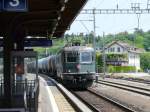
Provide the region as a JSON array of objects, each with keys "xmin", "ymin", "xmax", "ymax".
[
  {"xmin": 80, "ymin": 52, "xmax": 92, "ymax": 63},
  {"xmin": 66, "ymin": 52, "xmax": 79, "ymax": 63}
]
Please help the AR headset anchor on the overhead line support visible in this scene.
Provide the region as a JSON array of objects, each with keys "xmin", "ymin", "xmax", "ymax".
[
  {"xmin": 147, "ymin": 0, "xmax": 150, "ymax": 9},
  {"xmin": 81, "ymin": 9, "xmax": 150, "ymax": 14}
]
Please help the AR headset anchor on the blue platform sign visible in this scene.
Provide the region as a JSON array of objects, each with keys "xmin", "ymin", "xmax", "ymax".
[
  {"xmin": 0, "ymin": 0, "xmax": 2, "ymax": 11},
  {"xmin": 3, "ymin": 0, "xmax": 27, "ymax": 12},
  {"xmin": 0, "ymin": 38, "xmax": 52, "ymax": 47},
  {"xmin": 24, "ymin": 39, "xmax": 53, "ymax": 47}
]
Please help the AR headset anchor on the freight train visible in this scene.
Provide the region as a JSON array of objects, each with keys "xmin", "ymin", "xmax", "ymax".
[{"xmin": 28, "ymin": 45, "xmax": 96, "ymax": 88}]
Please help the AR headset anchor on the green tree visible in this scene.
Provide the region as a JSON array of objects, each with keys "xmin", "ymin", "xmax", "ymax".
[
  {"xmin": 143, "ymin": 34, "xmax": 150, "ymax": 51},
  {"xmin": 140, "ymin": 53, "xmax": 150, "ymax": 71},
  {"xmin": 135, "ymin": 35, "xmax": 144, "ymax": 48},
  {"xmin": 96, "ymin": 52, "xmax": 103, "ymax": 72},
  {"xmin": 89, "ymin": 33, "xmax": 94, "ymax": 44},
  {"xmin": 96, "ymin": 52, "xmax": 103, "ymax": 66},
  {"xmin": 134, "ymin": 28, "xmax": 144, "ymax": 36}
]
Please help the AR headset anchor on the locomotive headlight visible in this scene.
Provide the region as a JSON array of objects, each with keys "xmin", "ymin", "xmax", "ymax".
[
  {"xmin": 87, "ymin": 70, "xmax": 90, "ymax": 73},
  {"xmin": 76, "ymin": 64, "xmax": 80, "ymax": 70}
]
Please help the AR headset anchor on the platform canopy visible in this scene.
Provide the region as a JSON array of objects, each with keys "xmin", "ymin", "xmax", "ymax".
[{"xmin": 0, "ymin": 0, "xmax": 88, "ymax": 38}]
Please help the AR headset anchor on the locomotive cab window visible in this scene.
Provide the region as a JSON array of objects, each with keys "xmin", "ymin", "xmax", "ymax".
[
  {"xmin": 80, "ymin": 52, "xmax": 92, "ymax": 63},
  {"xmin": 66, "ymin": 52, "xmax": 78, "ymax": 63}
]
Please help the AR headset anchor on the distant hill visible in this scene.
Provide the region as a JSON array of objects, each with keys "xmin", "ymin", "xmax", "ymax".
[
  {"xmin": 96, "ymin": 30, "xmax": 149, "ymax": 51},
  {"xmin": 34, "ymin": 29, "xmax": 150, "ymax": 58},
  {"xmin": 95, "ymin": 29, "xmax": 150, "ymax": 51}
]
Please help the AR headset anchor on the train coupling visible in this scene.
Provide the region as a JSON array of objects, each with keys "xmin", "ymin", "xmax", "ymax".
[
  {"xmin": 73, "ymin": 79, "xmax": 77, "ymax": 83},
  {"xmin": 79, "ymin": 77, "xmax": 86, "ymax": 82}
]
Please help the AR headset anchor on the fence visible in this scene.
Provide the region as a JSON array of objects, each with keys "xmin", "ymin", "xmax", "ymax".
[
  {"xmin": 0, "ymin": 78, "xmax": 39, "ymax": 112},
  {"xmin": 0, "ymin": 76, "xmax": 3, "ymax": 97},
  {"xmin": 26, "ymin": 79, "xmax": 39, "ymax": 112}
]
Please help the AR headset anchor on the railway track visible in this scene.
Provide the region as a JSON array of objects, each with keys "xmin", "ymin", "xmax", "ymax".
[
  {"xmin": 72, "ymin": 89, "xmax": 135, "ymax": 112},
  {"xmin": 117, "ymin": 78, "xmax": 150, "ymax": 84},
  {"xmin": 97, "ymin": 79, "xmax": 150, "ymax": 96}
]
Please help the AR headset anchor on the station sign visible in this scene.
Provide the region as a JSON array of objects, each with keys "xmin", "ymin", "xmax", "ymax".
[
  {"xmin": 0, "ymin": 0, "xmax": 27, "ymax": 12},
  {"xmin": 0, "ymin": 1, "xmax": 2, "ymax": 11},
  {"xmin": 0, "ymin": 38, "xmax": 52, "ymax": 47},
  {"xmin": 24, "ymin": 38, "xmax": 53, "ymax": 47}
]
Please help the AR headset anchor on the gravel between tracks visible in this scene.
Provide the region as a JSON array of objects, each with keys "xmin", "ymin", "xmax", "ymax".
[
  {"xmin": 100, "ymin": 78, "xmax": 150, "ymax": 90},
  {"xmin": 91, "ymin": 82, "xmax": 150, "ymax": 112},
  {"xmin": 75, "ymin": 90, "xmax": 129, "ymax": 112}
]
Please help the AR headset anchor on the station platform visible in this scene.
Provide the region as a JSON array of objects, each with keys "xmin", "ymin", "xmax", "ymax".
[
  {"xmin": 38, "ymin": 76, "xmax": 75, "ymax": 112},
  {"xmin": 37, "ymin": 74, "xmax": 92, "ymax": 112},
  {"xmin": 0, "ymin": 73, "xmax": 93, "ymax": 112}
]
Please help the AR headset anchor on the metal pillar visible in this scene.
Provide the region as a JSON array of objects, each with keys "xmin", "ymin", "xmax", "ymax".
[
  {"xmin": 93, "ymin": 9, "xmax": 96, "ymax": 52},
  {"xmin": 92, "ymin": 9, "xmax": 96, "ymax": 74},
  {"xmin": 147, "ymin": 0, "xmax": 150, "ymax": 9},
  {"xmin": 3, "ymin": 32, "xmax": 14, "ymax": 107},
  {"xmin": 15, "ymin": 29, "xmax": 25, "ymax": 51},
  {"xmin": 15, "ymin": 30, "xmax": 25, "ymax": 83},
  {"xmin": 102, "ymin": 32, "xmax": 106, "ymax": 77},
  {"xmin": 3, "ymin": 25, "xmax": 25, "ymax": 107}
]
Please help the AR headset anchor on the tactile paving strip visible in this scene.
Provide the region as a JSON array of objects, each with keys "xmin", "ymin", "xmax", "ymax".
[{"xmin": 50, "ymin": 86, "xmax": 76, "ymax": 112}]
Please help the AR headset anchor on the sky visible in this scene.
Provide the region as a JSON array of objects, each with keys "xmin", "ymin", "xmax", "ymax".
[{"xmin": 66, "ymin": 0, "xmax": 150, "ymax": 36}]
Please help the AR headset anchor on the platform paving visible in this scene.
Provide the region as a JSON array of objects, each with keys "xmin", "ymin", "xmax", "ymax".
[
  {"xmin": 38, "ymin": 75, "xmax": 77, "ymax": 112},
  {"xmin": 38, "ymin": 76, "xmax": 58, "ymax": 112}
]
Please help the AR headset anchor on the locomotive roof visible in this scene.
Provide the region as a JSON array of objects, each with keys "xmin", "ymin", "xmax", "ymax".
[{"xmin": 63, "ymin": 46, "xmax": 94, "ymax": 52}]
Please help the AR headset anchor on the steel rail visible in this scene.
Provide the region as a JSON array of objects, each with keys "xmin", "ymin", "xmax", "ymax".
[
  {"xmin": 87, "ymin": 88, "xmax": 136, "ymax": 112},
  {"xmin": 73, "ymin": 89, "xmax": 135, "ymax": 112},
  {"xmin": 97, "ymin": 80, "xmax": 150, "ymax": 96},
  {"xmin": 113, "ymin": 78, "xmax": 150, "ymax": 84},
  {"xmin": 99, "ymin": 79, "xmax": 150, "ymax": 91},
  {"xmin": 72, "ymin": 90, "xmax": 100, "ymax": 112}
]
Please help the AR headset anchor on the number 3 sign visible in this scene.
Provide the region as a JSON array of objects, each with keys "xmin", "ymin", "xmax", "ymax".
[
  {"xmin": 2, "ymin": 0, "xmax": 27, "ymax": 12},
  {"xmin": 9, "ymin": 0, "xmax": 20, "ymax": 7}
]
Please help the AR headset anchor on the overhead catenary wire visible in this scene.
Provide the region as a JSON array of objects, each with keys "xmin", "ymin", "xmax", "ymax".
[
  {"xmin": 79, "ymin": 21, "xmax": 91, "ymax": 33},
  {"xmin": 95, "ymin": 0, "xmax": 105, "ymax": 8}
]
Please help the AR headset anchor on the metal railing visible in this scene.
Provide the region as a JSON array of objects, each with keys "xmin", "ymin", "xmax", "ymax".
[
  {"xmin": 27, "ymin": 79, "xmax": 39, "ymax": 112},
  {"xmin": 0, "ymin": 76, "xmax": 4, "ymax": 97},
  {"xmin": 0, "ymin": 78, "xmax": 39, "ymax": 112},
  {"xmin": 106, "ymin": 58, "xmax": 128, "ymax": 62}
]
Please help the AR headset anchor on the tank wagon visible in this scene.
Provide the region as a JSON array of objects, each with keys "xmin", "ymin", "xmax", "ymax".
[{"xmin": 28, "ymin": 46, "xmax": 96, "ymax": 88}]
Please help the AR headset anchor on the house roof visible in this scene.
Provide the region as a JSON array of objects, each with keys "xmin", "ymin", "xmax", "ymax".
[{"xmin": 105, "ymin": 41, "xmax": 145, "ymax": 53}]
